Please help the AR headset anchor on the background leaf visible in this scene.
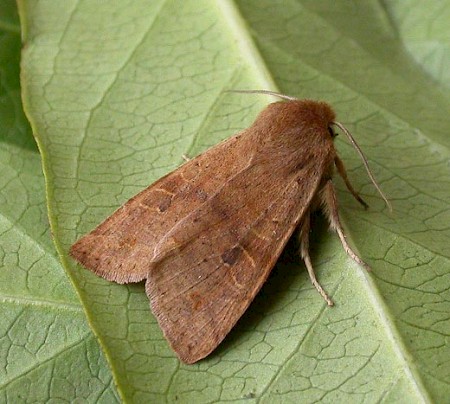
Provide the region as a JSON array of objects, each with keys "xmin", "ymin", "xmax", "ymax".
[
  {"xmin": 13, "ymin": 0, "xmax": 450, "ymax": 402},
  {"xmin": 0, "ymin": 1, "xmax": 119, "ymax": 402}
]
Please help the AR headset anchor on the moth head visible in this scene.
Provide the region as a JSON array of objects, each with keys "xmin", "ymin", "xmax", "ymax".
[
  {"xmin": 295, "ymin": 99, "xmax": 336, "ymax": 129},
  {"xmin": 229, "ymin": 89, "xmax": 392, "ymax": 212}
]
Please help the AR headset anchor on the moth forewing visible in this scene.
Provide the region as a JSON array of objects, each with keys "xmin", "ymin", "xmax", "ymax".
[
  {"xmin": 145, "ymin": 146, "xmax": 328, "ymax": 363},
  {"xmin": 70, "ymin": 131, "xmax": 251, "ymax": 283}
]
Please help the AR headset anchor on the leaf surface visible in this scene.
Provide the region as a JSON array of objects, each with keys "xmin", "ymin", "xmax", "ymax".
[{"xmin": 15, "ymin": 0, "xmax": 450, "ymax": 402}]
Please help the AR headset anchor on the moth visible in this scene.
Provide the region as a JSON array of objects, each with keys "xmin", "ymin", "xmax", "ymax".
[{"xmin": 70, "ymin": 90, "xmax": 390, "ymax": 364}]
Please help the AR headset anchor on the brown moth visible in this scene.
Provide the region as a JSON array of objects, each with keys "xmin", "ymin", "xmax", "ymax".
[{"xmin": 70, "ymin": 90, "xmax": 390, "ymax": 364}]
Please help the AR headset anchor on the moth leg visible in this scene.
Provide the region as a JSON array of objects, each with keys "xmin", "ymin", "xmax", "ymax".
[
  {"xmin": 299, "ymin": 213, "xmax": 334, "ymax": 306},
  {"xmin": 182, "ymin": 154, "xmax": 191, "ymax": 162},
  {"xmin": 321, "ymin": 180, "xmax": 371, "ymax": 271},
  {"xmin": 335, "ymin": 155, "xmax": 369, "ymax": 209}
]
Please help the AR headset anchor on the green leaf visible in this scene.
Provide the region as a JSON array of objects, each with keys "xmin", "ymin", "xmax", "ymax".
[
  {"xmin": 16, "ymin": 0, "xmax": 450, "ymax": 402},
  {"xmin": 0, "ymin": 1, "xmax": 119, "ymax": 402}
]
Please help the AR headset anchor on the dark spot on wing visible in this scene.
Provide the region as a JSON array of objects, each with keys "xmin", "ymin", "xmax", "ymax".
[
  {"xmin": 158, "ymin": 195, "xmax": 172, "ymax": 212},
  {"xmin": 221, "ymin": 246, "xmax": 241, "ymax": 266}
]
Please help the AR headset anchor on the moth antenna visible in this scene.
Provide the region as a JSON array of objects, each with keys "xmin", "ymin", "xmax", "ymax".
[
  {"xmin": 331, "ymin": 121, "xmax": 393, "ymax": 212},
  {"xmin": 228, "ymin": 89, "xmax": 299, "ymax": 102}
]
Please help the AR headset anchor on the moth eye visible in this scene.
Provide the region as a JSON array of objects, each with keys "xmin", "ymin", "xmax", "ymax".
[{"xmin": 328, "ymin": 127, "xmax": 338, "ymax": 138}]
